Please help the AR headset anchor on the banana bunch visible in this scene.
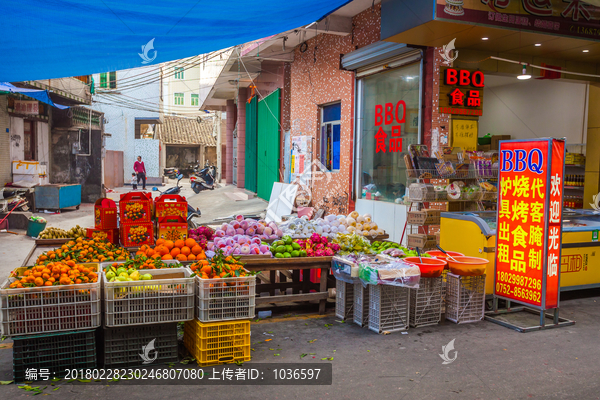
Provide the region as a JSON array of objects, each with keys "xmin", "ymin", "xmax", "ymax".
[{"xmin": 38, "ymin": 225, "xmax": 86, "ymax": 240}]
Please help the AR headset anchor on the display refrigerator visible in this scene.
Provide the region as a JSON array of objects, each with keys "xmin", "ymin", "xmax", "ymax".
[{"xmin": 440, "ymin": 210, "xmax": 600, "ymax": 296}]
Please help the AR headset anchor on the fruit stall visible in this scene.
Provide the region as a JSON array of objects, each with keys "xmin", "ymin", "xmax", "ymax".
[{"xmin": 0, "ymin": 190, "xmax": 492, "ymax": 384}]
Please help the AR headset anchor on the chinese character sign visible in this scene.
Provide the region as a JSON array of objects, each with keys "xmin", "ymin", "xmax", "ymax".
[
  {"xmin": 374, "ymin": 100, "xmax": 405, "ymax": 153},
  {"xmin": 494, "ymin": 139, "xmax": 564, "ymax": 309},
  {"xmin": 439, "ymin": 68, "xmax": 485, "ymax": 116}
]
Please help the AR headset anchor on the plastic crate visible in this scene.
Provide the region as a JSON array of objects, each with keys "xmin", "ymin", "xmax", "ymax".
[
  {"xmin": 445, "ymin": 273, "xmax": 486, "ymax": 324},
  {"xmin": 184, "ymin": 319, "xmax": 251, "ymax": 367},
  {"xmin": 368, "ymin": 285, "xmax": 410, "ymax": 334},
  {"xmin": 196, "ymin": 275, "xmax": 256, "ymax": 322},
  {"xmin": 0, "ymin": 277, "xmax": 101, "ymax": 337},
  {"xmin": 409, "ymin": 277, "xmax": 443, "ymax": 328},
  {"xmin": 98, "ymin": 323, "xmax": 178, "ymax": 368},
  {"xmin": 12, "ymin": 329, "xmax": 96, "ymax": 383},
  {"xmin": 335, "ymin": 280, "xmax": 354, "ymax": 321},
  {"xmin": 103, "ymin": 267, "xmax": 195, "ymax": 327},
  {"xmin": 353, "ymin": 283, "xmax": 369, "ymax": 327}
]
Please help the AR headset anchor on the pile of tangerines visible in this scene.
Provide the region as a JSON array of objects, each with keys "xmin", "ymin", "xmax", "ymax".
[{"xmin": 136, "ymin": 238, "xmax": 206, "ymax": 262}]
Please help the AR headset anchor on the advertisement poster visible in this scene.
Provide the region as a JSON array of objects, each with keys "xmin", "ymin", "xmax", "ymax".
[{"xmin": 291, "ymin": 136, "xmax": 309, "ymax": 182}]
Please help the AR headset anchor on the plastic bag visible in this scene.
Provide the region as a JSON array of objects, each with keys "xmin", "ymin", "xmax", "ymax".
[{"xmin": 358, "ymin": 258, "xmax": 421, "ymax": 288}]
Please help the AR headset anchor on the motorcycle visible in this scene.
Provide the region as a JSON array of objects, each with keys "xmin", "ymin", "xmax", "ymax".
[
  {"xmin": 190, "ymin": 163, "xmax": 216, "ymax": 194},
  {"xmin": 153, "ymin": 174, "xmax": 184, "ymax": 196},
  {"xmin": 152, "ymin": 176, "xmax": 202, "ymax": 228},
  {"xmin": 163, "ymin": 167, "xmax": 180, "ymax": 180}
]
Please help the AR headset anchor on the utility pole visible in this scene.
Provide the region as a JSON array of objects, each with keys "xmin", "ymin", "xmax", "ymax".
[{"xmin": 215, "ymin": 110, "xmax": 222, "ymax": 182}]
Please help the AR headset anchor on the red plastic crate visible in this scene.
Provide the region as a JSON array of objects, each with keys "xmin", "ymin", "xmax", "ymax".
[
  {"xmin": 86, "ymin": 227, "xmax": 119, "ymax": 244},
  {"xmin": 119, "ymin": 192, "xmax": 152, "ymax": 224},
  {"xmin": 157, "ymin": 216, "xmax": 188, "ymax": 242},
  {"xmin": 120, "ymin": 223, "xmax": 154, "ymax": 247},
  {"xmin": 94, "ymin": 198, "xmax": 118, "ymax": 229},
  {"xmin": 155, "ymin": 194, "xmax": 187, "ymax": 219}
]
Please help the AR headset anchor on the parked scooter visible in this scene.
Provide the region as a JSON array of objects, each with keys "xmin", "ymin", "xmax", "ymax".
[
  {"xmin": 152, "ymin": 174, "xmax": 184, "ymax": 195},
  {"xmin": 163, "ymin": 167, "xmax": 180, "ymax": 180},
  {"xmin": 190, "ymin": 163, "xmax": 216, "ymax": 194},
  {"xmin": 152, "ymin": 176, "xmax": 202, "ymax": 228}
]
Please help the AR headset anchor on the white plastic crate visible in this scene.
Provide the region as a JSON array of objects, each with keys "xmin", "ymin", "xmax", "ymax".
[
  {"xmin": 0, "ymin": 278, "xmax": 101, "ymax": 337},
  {"xmin": 353, "ymin": 283, "xmax": 369, "ymax": 327},
  {"xmin": 410, "ymin": 276, "xmax": 443, "ymax": 328},
  {"xmin": 196, "ymin": 274, "xmax": 256, "ymax": 322},
  {"xmin": 368, "ymin": 285, "xmax": 410, "ymax": 334},
  {"xmin": 103, "ymin": 267, "xmax": 195, "ymax": 327},
  {"xmin": 335, "ymin": 280, "xmax": 354, "ymax": 321},
  {"xmin": 445, "ymin": 273, "xmax": 486, "ymax": 324}
]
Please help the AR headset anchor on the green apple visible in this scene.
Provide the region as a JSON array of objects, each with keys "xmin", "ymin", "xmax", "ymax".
[
  {"xmin": 116, "ymin": 267, "xmax": 127, "ymax": 275},
  {"xmin": 116, "ymin": 276, "xmax": 128, "ymax": 282},
  {"xmin": 106, "ymin": 271, "xmax": 116, "ymax": 280},
  {"xmin": 141, "ymin": 274, "xmax": 153, "ymax": 280},
  {"xmin": 127, "ymin": 268, "xmax": 137, "ymax": 275}
]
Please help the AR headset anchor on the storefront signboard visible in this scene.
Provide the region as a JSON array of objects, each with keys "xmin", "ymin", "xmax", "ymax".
[
  {"xmin": 494, "ymin": 138, "xmax": 565, "ymax": 309},
  {"xmin": 436, "ymin": 0, "xmax": 600, "ymax": 41},
  {"xmin": 14, "ymin": 100, "xmax": 39, "ymax": 115},
  {"xmin": 439, "ymin": 67, "xmax": 485, "ymax": 116},
  {"xmin": 374, "ymin": 100, "xmax": 406, "ymax": 153}
]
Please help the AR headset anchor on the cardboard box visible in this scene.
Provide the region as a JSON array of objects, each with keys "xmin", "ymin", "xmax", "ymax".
[
  {"xmin": 12, "ymin": 161, "xmax": 47, "ymax": 175},
  {"xmin": 407, "ymin": 234, "xmax": 436, "ymax": 249},
  {"xmin": 120, "ymin": 223, "xmax": 154, "ymax": 248},
  {"xmin": 86, "ymin": 227, "xmax": 119, "ymax": 244},
  {"xmin": 156, "ymin": 216, "xmax": 188, "ymax": 242},
  {"xmin": 155, "ymin": 194, "xmax": 187, "ymax": 219},
  {"xmin": 477, "ymin": 144, "xmax": 491, "ymax": 152},
  {"xmin": 491, "ymin": 135, "xmax": 511, "ymax": 150},
  {"xmin": 407, "ymin": 209, "xmax": 441, "ymax": 225},
  {"xmin": 95, "ymin": 198, "xmax": 118, "ymax": 229},
  {"xmin": 119, "ymin": 192, "xmax": 153, "ymax": 224}
]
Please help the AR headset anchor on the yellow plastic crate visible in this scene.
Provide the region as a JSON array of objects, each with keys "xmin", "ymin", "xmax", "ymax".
[{"xmin": 184, "ymin": 319, "xmax": 251, "ymax": 367}]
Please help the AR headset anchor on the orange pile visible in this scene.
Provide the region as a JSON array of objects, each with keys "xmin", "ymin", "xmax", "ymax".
[
  {"xmin": 35, "ymin": 237, "xmax": 130, "ymax": 264},
  {"xmin": 190, "ymin": 251, "xmax": 248, "ymax": 279},
  {"xmin": 137, "ymin": 238, "xmax": 206, "ymax": 262},
  {"xmin": 9, "ymin": 261, "xmax": 98, "ymax": 288}
]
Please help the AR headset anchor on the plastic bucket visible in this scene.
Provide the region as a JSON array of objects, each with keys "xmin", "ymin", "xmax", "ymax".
[
  {"xmin": 447, "ymin": 256, "xmax": 489, "ymax": 276},
  {"xmin": 26, "ymin": 219, "xmax": 47, "ymax": 238},
  {"xmin": 403, "ymin": 257, "xmax": 447, "ymax": 278}
]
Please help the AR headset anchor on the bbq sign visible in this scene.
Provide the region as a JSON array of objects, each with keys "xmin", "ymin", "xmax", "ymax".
[
  {"xmin": 494, "ymin": 139, "xmax": 565, "ymax": 310},
  {"xmin": 439, "ymin": 67, "xmax": 485, "ymax": 116},
  {"xmin": 374, "ymin": 100, "xmax": 406, "ymax": 153}
]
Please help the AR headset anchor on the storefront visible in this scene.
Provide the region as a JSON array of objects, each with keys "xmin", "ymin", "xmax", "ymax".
[{"xmin": 342, "ymin": 42, "xmax": 424, "ymax": 243}]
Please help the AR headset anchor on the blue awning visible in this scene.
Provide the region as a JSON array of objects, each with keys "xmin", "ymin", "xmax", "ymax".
[
  {"xmin": 0, "ymin": 82, "xmax": 70, "ymax": 109},
  {"xmin": 0, "ymin": 0, "xmax": 350, "ymax": 81}
]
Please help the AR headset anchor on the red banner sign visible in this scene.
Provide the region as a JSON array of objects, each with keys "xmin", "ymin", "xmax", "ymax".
[
  {"xmin": 494, "ymin": 139, "xmax": 564, "ymax": 309},
  {"xmin": 374, "ymin": 100, "xmax": 406, "ymax": 153}
]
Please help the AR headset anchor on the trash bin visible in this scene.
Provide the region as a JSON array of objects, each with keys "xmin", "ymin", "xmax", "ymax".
[{"xmin": 26, "ymin": 219, "xmax": 46, "ymax": 238}]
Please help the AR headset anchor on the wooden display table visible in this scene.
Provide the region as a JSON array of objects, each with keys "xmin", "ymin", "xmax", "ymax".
[{"xmin": 243, "ymin": 256, "xmax": 333, "ymax": 314}]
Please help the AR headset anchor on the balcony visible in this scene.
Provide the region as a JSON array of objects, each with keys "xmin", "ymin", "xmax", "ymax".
[{"xmin": 21, "ymin": 77, "xmax": 92, "ymax": 105}]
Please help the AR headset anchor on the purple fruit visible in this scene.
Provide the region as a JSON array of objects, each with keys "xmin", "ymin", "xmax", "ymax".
[
  {"xmin": 237, "ymin": 236, "xmax": 246, "ymax": 245},
  {"xmin": 256, "ymin": 225, "xmax": 265, "ymax": 234},
  {"xmin": 251, "ymin": 237, "xmax": 261, "ymax": 245},
  {"xmin": 258, "ymin": 219, "xmax": 266, "ymax": 226},
  {"xmin": 275, "ymin": 229, "xmax": 283, "ymax": 237},
  {"xmin": 259, "ymin": 244, "xmax": 269, "ymax": 253},
  {"xmin": 224, "ymin": 245, "xmax": 233, "ymax": 253},
  {"xmin": 225, "ymin": 238, "xmax": 234, "ymax": 247},
  {"xmin": 269, "ymin": 234, "xmax": 279, "ymax": 239},
  {"xmin": 221, "ymin": 223, "xmax": 229, "ymax": 231},
  {"xmin": 241, "ymin": 245, "xmax": 250, "ymax": 255},
  {"xmin": 235, "ymin": 228, "xmax": 244, "ymax": 235},
  {"xmin": 235, "ymin": 214, "xmax": 244, "ymax": 222},
  {"xmin": 240, "ymin": 221, "xmax": 249, "ymax": 230},
  {"xmin": 233, "ymin": 248, "xmax": 241, "ymax": 255},
  {"xmin": 206, "ymin": 242, "xmax": 214, "ymax": 250},
  {"xmin": 225, "ymin": 227, "xmax": 235, "ymax": 236},
  {"xmin": 264, "ymin": 251, "xmax": 273, "ymax": 257},
  {"xmin": 246, "ymin": 227, "xmax": 255, "ymax": 236},
  {"xmin": 250, "ymin": 247, "xmax": 260, "ymax": 254},
  {"xmin": 264, "ymin": 227, "xmax": 273, "ymax": 236},
  {"xmin": 216, "ymin": 230, "xmax": 225, "ymax": 237}
]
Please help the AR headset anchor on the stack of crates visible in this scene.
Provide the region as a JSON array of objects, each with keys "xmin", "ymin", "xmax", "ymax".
[
  {"xmin": 119, "ymin": 191, "xmax": 154, "ymax": 248},
  {"xmin": 185, "ymin": 271, "xmax": 256, "ymax": 366},
  {"xmin": 335, "ymin": 280, "xmax": 354, "ymax": 321},
  {"xmin": 445, "ymin": 273, "xmax": 486, "ymax": 324},
  {"xmin": 0, "ymin": 268, "xmax": 102, "ymax": 382},
  {"xmin": 409, "ymin": 277, "xmax": 443, "ymax": 328},
  {"xmin": 368, "ymin": 285, "xmax": 410, "ymax": 334},
  {"xmin": 100, "ymin": 267, "xmax": 195, "ymax": 368},
  {"xmin": 353, "ymin": 283, "xmax": 370, "ymax": 327}
]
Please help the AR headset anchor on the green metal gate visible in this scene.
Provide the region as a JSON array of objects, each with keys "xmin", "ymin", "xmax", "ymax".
[
  {"xmin": 245, "ymin": 96, "xmax": 258, "ymax": 193},
  {"xmin": 257, "ymin": 89, "xmax": 281, "ymax": 201}
]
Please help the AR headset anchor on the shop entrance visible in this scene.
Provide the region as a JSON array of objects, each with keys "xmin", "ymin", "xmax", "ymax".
[{"xmin": 23, "ymin": 120, "xmax": 36, "ymax": 161}]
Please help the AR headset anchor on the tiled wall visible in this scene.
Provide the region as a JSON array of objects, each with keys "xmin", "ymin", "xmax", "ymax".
[
  {"xmin": 133, "ymin": 139, "xmax": 160, "ymax": 177},
  {"xmin": 289, "ymin": 4, "xmax": 381, "ymax": 215}
]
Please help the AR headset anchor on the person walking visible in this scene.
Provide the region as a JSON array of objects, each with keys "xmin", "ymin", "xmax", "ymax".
[{"xmin": 134, "ymin": 156, "xmax": 146, "ymax": 190}]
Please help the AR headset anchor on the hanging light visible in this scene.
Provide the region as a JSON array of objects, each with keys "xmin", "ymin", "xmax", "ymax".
[{"xmin": 517, "ymin": 64, "xmax": 531, "ymax": 80}]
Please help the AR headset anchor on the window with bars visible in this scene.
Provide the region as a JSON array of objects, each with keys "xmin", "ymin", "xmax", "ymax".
[
  {"xmin": 174, "ymin": 67, "xmax": 184, "ymax": 79},
  {"xmin": 99, "ymin": 72, "xmax": 117, "ymax": 89},
  {"xmin": 191, "ymin": 94, "xmax": 199, "ymax": 106},
  {"xmin": 174, "ymin": 93, "xmax": 184, "ymax": 105}
]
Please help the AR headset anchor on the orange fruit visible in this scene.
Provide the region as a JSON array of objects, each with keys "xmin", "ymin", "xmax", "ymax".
[
  {"xmin": 136, "ymin": 251, "xmax": 144, "ymax": 256},
  {"xmin": 156, "ymin": 238, "xmax": 165, "ymax": 246},
  {"xmin": 157, "ymin": 245, "xmax": 169, "ymax": 256},
  {"xmin": 185, "ymin": 238, "xmax": 197, "ymax": 248},
  {"xmin": 174, "ymin": 239, "xmax": 185, "ymax": 249},
  {"xmin": 164, "ymin": 240, "xmax": 174, "ymax": 250},
  {"xmin": 162, "ymin": 254, "xmax": 173, "ymax": 260},
  {"xmin": 187, "ymin": 254, "xmax": 196, "ymax": 261},
  {"xmin": 170, "ymin": 247, "xmax": 181, "ymax": 257},
  {"xmin": 152, "ymin": 253, "xmax": 162, "ymax": 259},
  {"xmin": 176, "ymin": 254, "xmax": 188, "ymax": 261},
  {"xmin": 146, "ymin": 248, "xmax": 155, "ymax": 256},
  {"xmin": 191, "ymin": 245, "xmax": 203, "ymax": 255},
  {"xmin": 180, "ymin": 246, "xmax": 191, "ymax": 256}
]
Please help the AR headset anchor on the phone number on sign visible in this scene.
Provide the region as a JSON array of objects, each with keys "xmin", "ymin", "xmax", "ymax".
[
  {"xmin": 496, "ymin": 282, "xmax": 541, "ymax": 303},
  {"xmin": 65, "ymin": 369, "xmax": 205, "ymax": 381},
  {"xmin": 497, "ymin": 271, "xmax": 541, "ymax": 290}
]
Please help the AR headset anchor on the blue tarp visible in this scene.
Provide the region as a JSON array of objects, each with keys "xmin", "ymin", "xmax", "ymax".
[
  {"xmin": 0, "ymin": 0, "xmax": 350, "ymax": 81},
  {"xmin": 0, "ymin": 82, "xmax": 69, "ymax": 109}
]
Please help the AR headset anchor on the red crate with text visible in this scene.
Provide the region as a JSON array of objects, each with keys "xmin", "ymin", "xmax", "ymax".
[
  {"xmin": 86, "ymin": 227, "xmax": 119, "ymax": 244},
  {"xmin": 494, "ymin": 139, "xmax": 564, "ymax": 310},
  {"xmin": 119, "ymin": 192, "xmax": 153, "ymax": 224},
  {"xmin": 94, "ymin": 198, "xmax": 118, "ymax": 229},
  {"xmin": 157, "ymin": 216, "xmax": 188, "ymax": 242},
  {"xmin": 120, "ymin": 223, "xmax": 154, "ymax": 248},
  {"xmin": 155, "ymin": 194, "xmax": 188, "ymax": 219}
]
